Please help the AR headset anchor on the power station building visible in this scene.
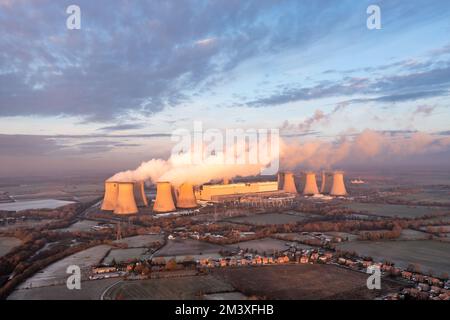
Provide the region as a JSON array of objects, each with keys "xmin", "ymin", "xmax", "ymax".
[
  {"xmin": 100, "ymin": 170, "xmax": 348, "ymax": 215},
  {"xmin": 197, "ymin": 181, "xmax": 278, "ymax": 201}
]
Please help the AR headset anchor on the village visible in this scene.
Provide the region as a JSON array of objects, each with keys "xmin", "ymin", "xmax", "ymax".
[{"xmin": 89, "ymin": 231, "xmax": 450, "ymax": 301}]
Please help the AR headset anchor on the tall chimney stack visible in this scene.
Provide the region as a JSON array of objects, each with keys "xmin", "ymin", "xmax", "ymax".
[
  {"xmin": 283, "ymin": 172, "xmax": 297, "ymax": 193},
  {"xmin": 133, "ymin": 181, "xmax": 149, "ymax": 207},
  {"xmin": 320, "ymin": 171, "xmax": 333, "ymax": 194},
  {"xmin": 330, "ymin": 171, "xmax": 347, "ymax": 196},
  {"xmin": 176, "ymin": 183, "xmax": 197, "ymax": 209},
  {"xmin": 101, "ymin": 181, "xmax": 119, "ymax": 211},
  {"xmin": 114, "ymin": 182, "xmax": 138, "ymax": 215},
  {"xmin": 153, "ymin": 181, "xmax": 176, "ymax": 213},
  {"xmin": 303, "ymin": 172, "xmax": 319, "ymax": 195}
]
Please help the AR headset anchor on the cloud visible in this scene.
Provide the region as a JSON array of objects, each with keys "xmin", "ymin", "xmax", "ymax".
[
  {"xmin": 0, "ymin": 0, "xmax": 360, "ymax": 121},
  {"xmin": 280, "ymin": 130, "xmax": 450, "ymax": 170},
  {"xmin": 97, "ymin": 123, "xmax": 146, "ymax": 132},
  {"xmin": 246, "ymin": 64, "xmax": 450, "ymax": 107}
]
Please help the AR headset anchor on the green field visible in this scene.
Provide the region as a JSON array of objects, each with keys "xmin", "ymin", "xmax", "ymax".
[
  {"xmin": 104, "ymin": 275, "xmax": 234, "ymax": 300},
  {"xmin": 230, "ymin": 238, "xmax": 289, "ymax": 254},
  {"xmin": 103, "ymin": 248, "xmax": 150, "ymax": 265},
  {"xmin": 8, "ymin": 278, "xmax": 119, "ymax": 300},
  {"xmin": 212, "ymin": 264, "xmax": 402, "ymax": 300},
  {"xmin": 346, "ymin": 203, "xmax": 446, "ymax": 218},
  {"xmin": 337, "ymin": 240, "xmax": 450, "ymax": 276},
  {"xmin": 0, "ymin": 236, "xmax": 21, "ymax": 257},
  {"xmin": 154, "ymin": 239, "xmax": 228, "ymax": 257},
  {"xmin": 225, "ymin": 212, "xmax": 311, "ymax": 226},
  {"xmin": 17, "ymin": 245, "xmax": 112, "ymax": 289}
]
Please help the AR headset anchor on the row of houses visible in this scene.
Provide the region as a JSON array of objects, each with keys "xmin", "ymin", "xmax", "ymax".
[{"xmin": 198, "ymin": 254, "xmax": 290, "ymax": 268}]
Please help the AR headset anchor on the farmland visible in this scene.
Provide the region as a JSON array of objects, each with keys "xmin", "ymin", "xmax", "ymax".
[
  {"xmin": 16, "ymin": 245, "xmax": 112, "ymax": 289},
  {"xmin": 345, "ymin": 203, "xmax": 446, "ymax": 218},
  {"xmin": 0, "ymin": 236, "xmax": 21, "ymax": 257},
  {"xmin": 103, "ymin": 275, "xmax": 234, "ymax": 300},
  {"xmin": 212, "ymin": 264, "xmax": 403, "ymax": 300},
  {"xmin": 337, "ymin": 240, "xmax": 450, "ymax": 276},
  {"xmin": 8, "ymin": 278, "xmax": 119, "ymax": 300},
  {"xmin": 154, "ymin": 239, "xmax": 228, "ymax": 257},
  {"xmin": 225, "ymin": 212, "xmax": 312, "ymax": 226}
]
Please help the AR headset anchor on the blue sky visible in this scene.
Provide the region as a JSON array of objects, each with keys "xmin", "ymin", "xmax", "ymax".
[{"xmin": 0, "ymin": 0, "xmax": 450, "ymax": 177}]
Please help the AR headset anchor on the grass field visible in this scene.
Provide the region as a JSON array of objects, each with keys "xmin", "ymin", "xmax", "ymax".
[
  {"xmin": 212, "ymin": 264, "xmax": 402, "ymax": 300},
  {"xmin": 113, "ymin": 234, "xmax": 164, "ymax": 248},
  {"xmin": 229, "ymin": 238, "xmax": 291, "ymax": 254},
  {"xmin": 225, "ymin": 212, "xmax": 311, "ymax": 226},
  {"xmin": 337, "ymin": 240, "xmax": 450, "ymax": 276},
  {"xmin": 103, "ymin": 248, "xmax": 149, "ymax": 265},
  {"xmin": 346, "ymin": 203, "xmax": 445, "ymax": 218},
  {"xmin": 0, "ymin": 236, "xmax": 21, "ymax": 257},
  {"xmin": 8, "ymin": 278, "xmax": 119, "ymax": 300},
  {"xmin": 154, "ymin": 239, "xmax": 228, "ymax": 257},
  {"xmin": 104, "ymin": 275, "xmax": 234, "ymax": 300},
  {"xmin": 17, "ymin": 244, "xmax": 112, "ymax": 289},
  {"xmin": 60, "ymin": 219, "xmax": 99, "ymax": 232}
]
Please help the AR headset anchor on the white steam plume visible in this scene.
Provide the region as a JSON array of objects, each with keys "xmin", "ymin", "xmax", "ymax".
[{"xmin": 109, "ymin": 129, "xmax": 450, "ymax": 184}]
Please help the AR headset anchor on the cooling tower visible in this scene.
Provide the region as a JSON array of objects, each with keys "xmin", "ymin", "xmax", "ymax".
[
  {"xmin": 277, "ymin": 172, "xmax": 284, "ymax": 190},
  {"xmin": 101, "ymin": 181, "xmax": 119, "ymax": 211},
  {"xmin": 283, "ymin": 172, "xmax": 297, "ymax": 193},
  {"xmin": 153, "ymin": 181, "xmax": 176, "ymax": 213},
  {"xmin": 176, "ymin": 183, "xmax": 197, "ymax": 209},
  {"xmin": 223, "ymin": 178, "xmax": 230, "ymax": 185},
  {"xmin": 114, "ymin": 182, "xmax": 138, "ymax": 215},
  {"xmin": 303, "ymin": 172, "xmax": 319, "ymax": 195},
  {"xmin": 133, "ymin": 181, "xmax": 149, "ymax": 207},
  {"xmin": 330, "ymin": 171, "xmax": 347, "ymax": 196},
  {"xmin": 320, "ymin": 171, "xmax": 334, "ymax": 194}
]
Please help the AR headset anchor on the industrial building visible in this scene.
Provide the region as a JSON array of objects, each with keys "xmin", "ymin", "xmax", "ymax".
[
  {"xmin": 198, "ymin": 181, "xmax": 278, "ymax": 201},
  {"xmin": 100, "ymin": 170, "xmax": 348, "ymax": 215}
]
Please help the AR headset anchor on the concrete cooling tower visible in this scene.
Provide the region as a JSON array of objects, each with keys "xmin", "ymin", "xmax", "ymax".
[
  {"xmin": 330, "ymin": 171, "xmax": 347, "ymax": 196},
  {"xmin": 101, "ymin": 181, "xmax": 119, "ymax": 211},
  {"xmin": 153, "ymin": 181, "xmax": 176, "ymax": 213},
  {"xmin": 320, "ymin": 171, "xmax": 334, "ymax": 194},
  {"xmin": 176, "ymin": 183, "xmax": 197, "ymax": 209},
  {"xmin": 277, "ymin": 172, "xmax": 284, "ymax": 190},
  {"xmin": 303, "ymin": 172, "xmax": 319, "ymax": 195},
  {"xmin": 283, "ymin": 172, "xmax": 298, "ymax": 194},
  {"xmin": 114, "ymin": 182, "xmax": 138, "ymax": 215},
  {"xmin": 133, "ymin": 181, "xmax": 149, "ymax": 207}
]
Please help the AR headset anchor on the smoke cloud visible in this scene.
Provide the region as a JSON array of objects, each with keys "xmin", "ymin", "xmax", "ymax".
[
  {"xmin": 109, "ymin": 129, "xmax": 450, "ymax": 184},
  {"xmin": 109, "ymin": 136, "xmax": 276, "ymax": 186},
  {"xmin": 280, "ymin": 129, "xmax": 450, "ymax": 170}
]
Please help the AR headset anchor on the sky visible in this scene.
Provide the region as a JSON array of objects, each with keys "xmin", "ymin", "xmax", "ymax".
[{"xmin": 1, "ymin": 0, "xmax": 450, "ymax": 178}]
